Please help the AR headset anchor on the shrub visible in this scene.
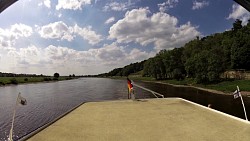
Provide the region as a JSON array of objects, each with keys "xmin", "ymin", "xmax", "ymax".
[
  {"xmin": 53, "ymin": 78, "xmax": 58, "ymax": 81},
  {"xmin": 10, "ymin": 78, "xmax": 18, "ymax": 84},
  {"xmin": 44, "ymin": 77, "xmax": 52, "ymax": 81},
  {"xmin": 0, "ymin": 81, "xmax": 5, "ymax": 85}
]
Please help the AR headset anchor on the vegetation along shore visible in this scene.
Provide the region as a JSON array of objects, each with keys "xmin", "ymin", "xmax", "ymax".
[
  {"xmin": 0, "ymin": 72, "xmax": 78, "ymax": 86},
  {"xmin": 94, "ymin": 20, "xmax": 250, "ymax": 95}
]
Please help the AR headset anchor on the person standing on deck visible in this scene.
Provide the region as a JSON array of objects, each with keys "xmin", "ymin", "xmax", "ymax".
[{"xmin": 127, "ymin": 78, "xmax": 134, "ymax": 99}]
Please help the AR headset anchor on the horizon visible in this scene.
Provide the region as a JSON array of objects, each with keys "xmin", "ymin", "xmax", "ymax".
[{"xmin": 0, "ymin": 0, "xmax": 249, "ymax": 75}]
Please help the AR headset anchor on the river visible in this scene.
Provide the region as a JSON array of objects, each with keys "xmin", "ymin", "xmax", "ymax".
[
  {"xmin": 0, "ymin": 78, "xmax": 153, "ymax": 141},
  {"xmin": 0, "ymin": 78, "xmax": 249, "ymax": 140}
]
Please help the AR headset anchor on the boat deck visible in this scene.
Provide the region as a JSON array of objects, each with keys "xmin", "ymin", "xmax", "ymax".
[{"xmin": 26, "ymin": 98, "xmax": 250, "ymax": 141}]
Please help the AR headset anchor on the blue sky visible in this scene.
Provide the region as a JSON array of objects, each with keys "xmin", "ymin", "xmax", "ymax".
[{"xmin": 0, "ymin": 0, "xmax": 249, "ymax": 75}]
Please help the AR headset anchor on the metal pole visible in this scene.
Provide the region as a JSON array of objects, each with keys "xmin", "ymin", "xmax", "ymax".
[
  {"xmin": 133, "ymin": 83, "xmax": 164, "ymax": 98},
  {"xmin": 237, "ymin": 86, "xmax": 248, "ymax": 121},
  {"xmin": 8, "ymin": 93, "xmax": 19, "ymax": 141},
  {"xmin": 128, "ymin": 88, "xmax": 130, "ymax": 99}
]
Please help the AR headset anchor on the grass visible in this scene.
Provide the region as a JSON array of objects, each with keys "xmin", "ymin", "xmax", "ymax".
[
  {"xmin": 199, "ymin": 80, "xmax": 250, "ymax": 92},
  {"xmin": 161, "ymin": 78, "xmax": 195, "ymax": 86},
  {"xmin": 121, "ymin": 75, "xmax": 250, "ymax": 93},
  {"xmin": 161, "ymin": 79, "xmax": 250, "ymax": 92}
]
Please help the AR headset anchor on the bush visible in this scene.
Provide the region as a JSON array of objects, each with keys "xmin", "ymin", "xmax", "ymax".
[
  {"xmin": 0, "ymin": 81, "xmax": 5, "ymax": 85},
  {"xmin": 10, "ymin": 78, "xmax": 18, "ymax": 84},
  {"xmin": 44, "ymin": 77, "xmax": 52, "ymax": 81},
  {"xmin": 24, "ymin": 78, "xmax": 28, "ymax": 81},
  {"xmin": 53, "ymin": 78, "xmax": 58, "ymax": 81}
]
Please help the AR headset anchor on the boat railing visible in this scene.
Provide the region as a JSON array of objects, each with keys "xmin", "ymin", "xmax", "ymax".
[{"xmin": 133, "ymin": 83, "xmax": 164, "ymax": 98}]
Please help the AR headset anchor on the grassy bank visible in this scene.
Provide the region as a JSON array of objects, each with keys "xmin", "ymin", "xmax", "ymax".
[
  {"xmin": 0, "ymin": 76, "xmax": 77, "ymax": 86},
  {"xmin": 198, "ymin": 80, "xmax": 250, "ymax": 92},
  {"xmin": 110, "ymin": 76, "xmax": 250, "ymax": 93}
]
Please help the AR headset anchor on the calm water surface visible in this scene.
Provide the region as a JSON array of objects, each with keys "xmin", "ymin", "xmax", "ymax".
[{"xmin": 0, "ymin": 78, "xmax": 249, "ymax": 140}]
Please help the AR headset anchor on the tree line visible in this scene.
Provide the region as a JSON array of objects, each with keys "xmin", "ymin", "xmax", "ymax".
[
  {"xmin": 0, "ymin": 72, "xmax": 44, "ymax": 77},
  {"xmin": 99, "ymin": 19, "xmax": 250, "ymax": 84}
]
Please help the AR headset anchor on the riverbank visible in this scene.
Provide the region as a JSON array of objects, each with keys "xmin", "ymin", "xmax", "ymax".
[
  {"xmin": 0, "ymin": 76, "xmax": 78, "ymax": 86},
  {"xmin": 108, "ymin": 76, "xmax": 250, "ymax": 96}
]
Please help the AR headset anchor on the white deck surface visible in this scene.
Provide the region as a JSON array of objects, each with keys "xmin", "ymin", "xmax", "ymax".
[{"xmin": 27, "ymin": 98, "xmax": 250, "ymax": 141}]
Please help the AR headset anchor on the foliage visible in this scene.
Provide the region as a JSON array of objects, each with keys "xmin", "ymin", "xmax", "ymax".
[
  {"xmin": 98, "ymin": 19, "xmax": 250, "ymax": 84},
  {"xmin": 0, "ymin": 76, "xmax": 76, "ymax": 86},
  {"xmin": 10, "ymin": 78, "xmax": 18, "ymax": 84},
  {"xmin": 44, "ymin": 77, "xmax": 52, "ymax": 81},
  {"xmin": 98, "ymin": 60, "xmax": 146, "ymax": 77},
  {"xmin": 54, "ymin": 73, "xmax": 60, "ymax": 78}
]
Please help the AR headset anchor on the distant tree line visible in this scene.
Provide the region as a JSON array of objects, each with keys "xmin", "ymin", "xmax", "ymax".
[
  {"xmin": 97, "ymin": 60, "xmax": 146, "ymax": 77},
  {"xmin": 0, "ymin": 72, "xmax": 45, "ymax": 77},
  {"xmin": 98, "ymin": 19, "xmax": 250, "ymax": 84}
]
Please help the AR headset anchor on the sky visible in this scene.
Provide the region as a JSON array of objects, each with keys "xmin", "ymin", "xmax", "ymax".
[{"xmin": 0, "ymin": 0, "xmax": 249, "ymax": 76}]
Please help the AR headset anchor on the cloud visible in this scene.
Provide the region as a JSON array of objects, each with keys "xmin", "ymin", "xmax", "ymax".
[
  {"xmin": 227, "ymin": 4, "xmax": 250, "ymax": 25},
  {"xmin": 38, "ymin": 0, "xmax": 51, "ymax": 8},
  {"xmin": 158, "ymin": 0, "xmax": 179, "ymax": 12},
  {"xmin": 56, "ymin": 0, "xmax": 92, "ymax": 10},
  {"xmin": 0, "ymin": 23, "xmax": 33, "ymax": 48},
  {"xmin": 0, "ymin": 43, "xmax": 153, "ymax": 75},
  {"xmin": 44, "ymin": 0, "xmax": 51, "ymax": 8},
  {"xmin": 192, "ymin": 0, "xmax": 209, "ymax": 10},
  {"xmin": 105, "ymin": 17, "xmax": 115, "ymax": 24},
  {"xmin": 95, "ymin": 43, "xmax": 155, "ymax": 66},
  {"xmin": 103, "ymin": 2, "xmax": 131, "ymax": 12},
  {"xmin": 109, "ymin": 8, "xmax": 200, "ymax": 51},
  {"xmin": 38, "ymin": 21, "xmax": 74, "ymax": 41},
  {"xmin": 74, "ymin": 25, "xmax": 103, "ymax": 45},
  {"xmin": 38, "ymin": 21, "xmax": 102, "ymax": 44}
]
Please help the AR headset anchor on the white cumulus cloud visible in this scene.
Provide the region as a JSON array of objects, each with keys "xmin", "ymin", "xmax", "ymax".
[
  {"xmin": 109, "ymin": 8, "xmax": 200, "ymax": 51},
  {"xmin": 38, "ymin": 0, "xmax": 51, "ymax": 8},
  {"xmin": 103, "ymin": 2, "xmax": 131, "ymax": 12},
  {"xmin": 0, "ymin": 23, "xmax": 33, "ymax": 48},
  {"xmin": 227, "ymin": 4, "xmax": 250, "ymax": 25},
  {"xmin": 158, "ymin": 0, "xmax": 179, "ymax": 12},
  {"xmin": 192, "ymin": 0, "xmax": 209, "ymax": 10},
  {"xmin": 0, "ymin": 43, "xmax": 153, "ymax": 75},
  {"xmin": 38, "ymin": 21, "xmax": 102, "ymax": 45},
  {"xmin": 44, "ymin": 0, "xmax": 51, "ymax": 8},
  {"xmin": 74, "ymin": 25, "xmax": 103, "ymax": 45},
  {"xmin": 56, "ymin": 0, "xmax": 92, "ymax": 10},
  {"xmin": 105, "ymin": 17, "xmax": 115, "ymax": 24},
  {"xmin": 38, "ymin": 21, "xmax": 74, "ymax": 41}
]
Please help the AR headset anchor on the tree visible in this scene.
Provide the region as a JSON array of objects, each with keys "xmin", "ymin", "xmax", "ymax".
[
  {"xmin": 54, "ymin": 73, "xmax": 60, "ymax": 78},
  {"xmin": 233, "ymin": 19, "xmax": 242, "ymax": 31}
]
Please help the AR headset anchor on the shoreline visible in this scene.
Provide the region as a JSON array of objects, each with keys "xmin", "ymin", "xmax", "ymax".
[
  {"xmin": 0, "ymin": 77, "xmax": 79, "ymax": 87},
  {"xmin": 137, "ymin": 80, "xmax": 250, "ymax": 97},
  {"xmin": 146, "ymin": 80, "xmax": 250, "ymax": 97}
]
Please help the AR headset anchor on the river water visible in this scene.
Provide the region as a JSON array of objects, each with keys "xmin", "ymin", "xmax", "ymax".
[
  {"xmin": 0, "ymin": 78, "xmax": 249, "ymax": 140},
  {"xmin": 0, "ymin": 78, "xmax": 153, "ymax": 141}
]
